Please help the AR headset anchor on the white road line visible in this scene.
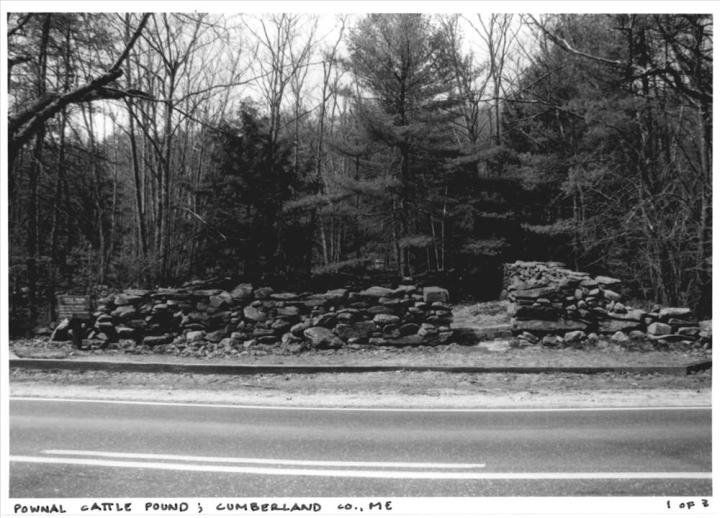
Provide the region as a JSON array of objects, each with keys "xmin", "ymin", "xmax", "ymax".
[
  {"xmin": 10, "ymin": 456, "xmax": 712, "ymax": 480},
  {"xmin": 9, "ymin": 397, "xmax": 712, "ymax": 413},
  {"xmin": 42, "ymin": 450, "xmax": 486, "ymax": 469}
]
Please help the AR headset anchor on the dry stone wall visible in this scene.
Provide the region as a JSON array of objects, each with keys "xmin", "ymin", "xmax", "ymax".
[
  {"xmin": 51, "ymin": 283, "xmax": 454, "ymax": 352},
  {"xmin": 504, "ymin": 261, "xmax": 710, "ymax": 347}
]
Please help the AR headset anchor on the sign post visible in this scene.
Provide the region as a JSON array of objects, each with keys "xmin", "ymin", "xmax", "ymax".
[{"xmin": 56, "ymin": 294, "xmax": 92, "ymax": 348}]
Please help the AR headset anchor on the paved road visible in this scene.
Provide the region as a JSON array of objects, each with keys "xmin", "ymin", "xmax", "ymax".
[{"xmin": 9, "ymin": 398, "xmax": 712, "ymax": 497}]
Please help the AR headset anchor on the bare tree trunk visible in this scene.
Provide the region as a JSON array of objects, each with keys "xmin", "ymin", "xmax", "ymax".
[{"xmin": 26, "ymin": 14, "xmax": 52, "ymax": 324}]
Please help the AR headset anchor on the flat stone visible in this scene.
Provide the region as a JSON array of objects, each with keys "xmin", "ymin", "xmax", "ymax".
[
  {"xmin": 359, "ymin": 286, "xmax": 395, "ymax": 299},
  {"xmin": 607, "ymin": 309, "xmax": 645, "ymax": 322},
  {"xmin": 602, "ymin": 289, "xmax": 622, "ymax": 301},
  {"xmin": 514, "ymin": 319, "xmax": 586, "ymax": 334},
  {"xmin": 373, "ymin": 314, "xmax": 400, "ymax": 326},
  {"xmin": 303, "ymin": 327, "xmax": 344, "ymax": 349},
  {"xmin": 257, "ymin": 335, "xmax": 278, "ymax": 345},
  {"xmin": 124, "ymin": 289, "xmax": 150, "ymax": 298},
  {"xmin": 564, "ymin": 330, "xmax": 586, "ymax": 342},
  {"xmin": 290, "ymin": 321, "xmax": 311, "ymax": 336},
  {"xmin": 518, "ymin": 331, "xmax": 539, "ymax": 344},
  {"xmin": 276, "ymin": 306, "xmax": 301, "ymax": 320},
  {"xmin": 337, "ymin": 310, "xmax": 361, "ymax": 323},
  {"xmin": 659, "ymin": 307, "xmax": 692, "ymax": 320},
  {"xmin": 513, "ymin": 305, "xmax": 560, "ymax": 320},
  {"xmin": 252, "ymin": 328, "xmax": 275, "ymax": 338},
  {"xmin": 271, "ymin": 319, "xmax": 292, "ymax": 334},
  {"xmin": 322, "ymin": 289, "xmax": 349, "ymax": 304},
  {"xmin": 205, "ymin": 330, "xmax": 225, "ymax": 342},
  {"xmin": 384, "ymin": 335, "xmax": 424, "ymax": 347},
  {"xmin": 393, "ymin": 285, "xmax": 417, "ymax": 296},
  {"xmin": 598, "ymin": 319, "xmax": 640, "ymax": 334},
  {"xmin": 209, "ymin": 291, "xmax": 233, "ymax": 308},
  {"xmin": 611, "ymin": 331, "xmax": 630, "ymax": 342},
  {"xmin": 243, "ymin": 306, "xmax": 267, "ymax": 322},
  {"xmin": 297, "ymin": 298, "xmax": 327, "ymax": 309},
  {"xmin": 667, "ymin": 318, "xmax": 698, "ymax": 327},
  {"xmin": 186, "ymin": 330, "xmax": 206, "ymax": 343},
  {"xmin": 542, "ymin": 335, "xmax": 561, "ymax": 347},
  {"xmin": 647, "ymin": 334, "xmax": 691, "ymax": 343},
  {"xmin": 192, "ymin": 289, "xmax": 221, "ymax": 298},
  {"xmin": 422, "ymin": 286, "xmax": 450, "ymax": 303},
  {"xmin": 398, "ymin": 323, "xmax": 420, "ymax": 336},
  {"xmin": 254, "ymin": 287, "xmax": 274, "ymax": 300},
  {"xmin": 612, "ymin": 302, "xmax": 627, "ymax": 314},
  {"xmin": 418, "ymin": 323, "xmax": 438, "ymax": 337},
  {"xmin": 116, "ymin": 326, "xmax": 136, "ymax": 339},
  {"xmin": 230, "ymin": 283, "xmax": 254, "ymax": 302},
  {"xmin": 143, "ymin": 334, "xmax": 173, "ymax": 346},
  {"xmin": 512, "ymin": 286, "xmax": 557, "ymax": 300},
  {"xmin": 113, "ymin": 294, "xmax": 130, "ymax": 306},
  {"xmin": 111, "ymin": 305, "xmax": 136, "ymax": 319},
  {"xmin": 678, "ymin": 327, "xmax": 701, "ymax": 337},
  {"xmin": 367, "ymin": 305, "xmax": 389, "ymax": 315},
  {"xmin": 647, "ymin": 322, "xmax": 672, "ymax": 336},
  {"xmin": 313, "ymin": 312, "xmax": 337, "ymax": 328},
  {"xmin": 594, "ymin": 275, "xmax": 622, "ymax": 286},
  {"xmin": 270, "ymin": 292, "xmax": 299, "ymax": 301},
  {"xmin": 219, "ymin": 337, "xmax": 238, "ymax": 349},
  {"xmin": 334, "ymin": 321, "xmax": 377, "ymax": 341}
]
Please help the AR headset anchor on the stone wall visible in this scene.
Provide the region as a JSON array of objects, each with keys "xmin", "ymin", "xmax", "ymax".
[
  {"xmin": 51, "ymin": 283, "xmax": 454, "ymax": 351},
  {"xmin": 504, "ymin": 261, "xmax": 710, "ymax": 347}
]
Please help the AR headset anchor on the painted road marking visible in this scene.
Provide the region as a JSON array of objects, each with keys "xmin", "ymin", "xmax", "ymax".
[
  {"xmin": 9, "ymin": 397, "xmax": 712, "ymax": 413},
  {"xmin": 42, "ymin": 450, "xmax": 486, "ymax": 469},
  {"xmin": 10, "ymin": 456, "xmax": 712, "ymax": 480}
]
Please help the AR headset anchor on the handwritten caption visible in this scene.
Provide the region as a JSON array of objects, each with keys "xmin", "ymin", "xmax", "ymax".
[
  {"xmin": 13, "ymin": 500, "xmax": 394, "ymax": 514},
  {"xmin": 667, "ymin": 499, "xmax": 710, "ymax": 511}
]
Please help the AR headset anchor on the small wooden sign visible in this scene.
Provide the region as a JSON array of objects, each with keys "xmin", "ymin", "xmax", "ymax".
[{"xmin": 57, "ymin": 294, "xmax": 92, "ymax": 320}]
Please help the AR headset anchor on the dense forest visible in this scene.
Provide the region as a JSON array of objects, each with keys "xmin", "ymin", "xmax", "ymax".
[{"xmin": 6, "ymin": 12, "xmax": 712, "ymax": 329}]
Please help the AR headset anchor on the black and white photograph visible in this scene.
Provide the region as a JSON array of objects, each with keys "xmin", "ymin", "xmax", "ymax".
[{"xmin": 1, "ymin": 1, "xmax": 714, "ymax": 512}]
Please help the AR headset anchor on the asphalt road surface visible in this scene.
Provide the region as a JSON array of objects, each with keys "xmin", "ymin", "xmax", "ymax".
[{"xmin": 9, "ymin": 397, "xmax": 712, "ymax": 497}]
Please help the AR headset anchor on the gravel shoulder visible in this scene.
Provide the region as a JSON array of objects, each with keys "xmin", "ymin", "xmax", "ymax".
[
  {"xmin": 10, "ymin": 368, "xmax": 711, "ymax": 409},
  {"xmin": 10, "ymin": 339, "xmax": 711, "ymax": 368}
]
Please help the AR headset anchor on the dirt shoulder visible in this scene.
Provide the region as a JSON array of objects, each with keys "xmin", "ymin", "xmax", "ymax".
[
  {"xmin": 10, "ymin": 367, "xmax": 711, "ymax": 409},
  {"xmin": 10, "ymin": 338, "xmax": 711, "ymax": 368}
]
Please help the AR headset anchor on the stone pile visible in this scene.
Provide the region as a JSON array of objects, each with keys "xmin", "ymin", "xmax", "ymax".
[
  {"xmin": 504, "ymin": 261, "xmax": 711, "ymax": 347},
  {"xmin": 52, "ymin": 283, "xmax": 454, "ymax": 351}
]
